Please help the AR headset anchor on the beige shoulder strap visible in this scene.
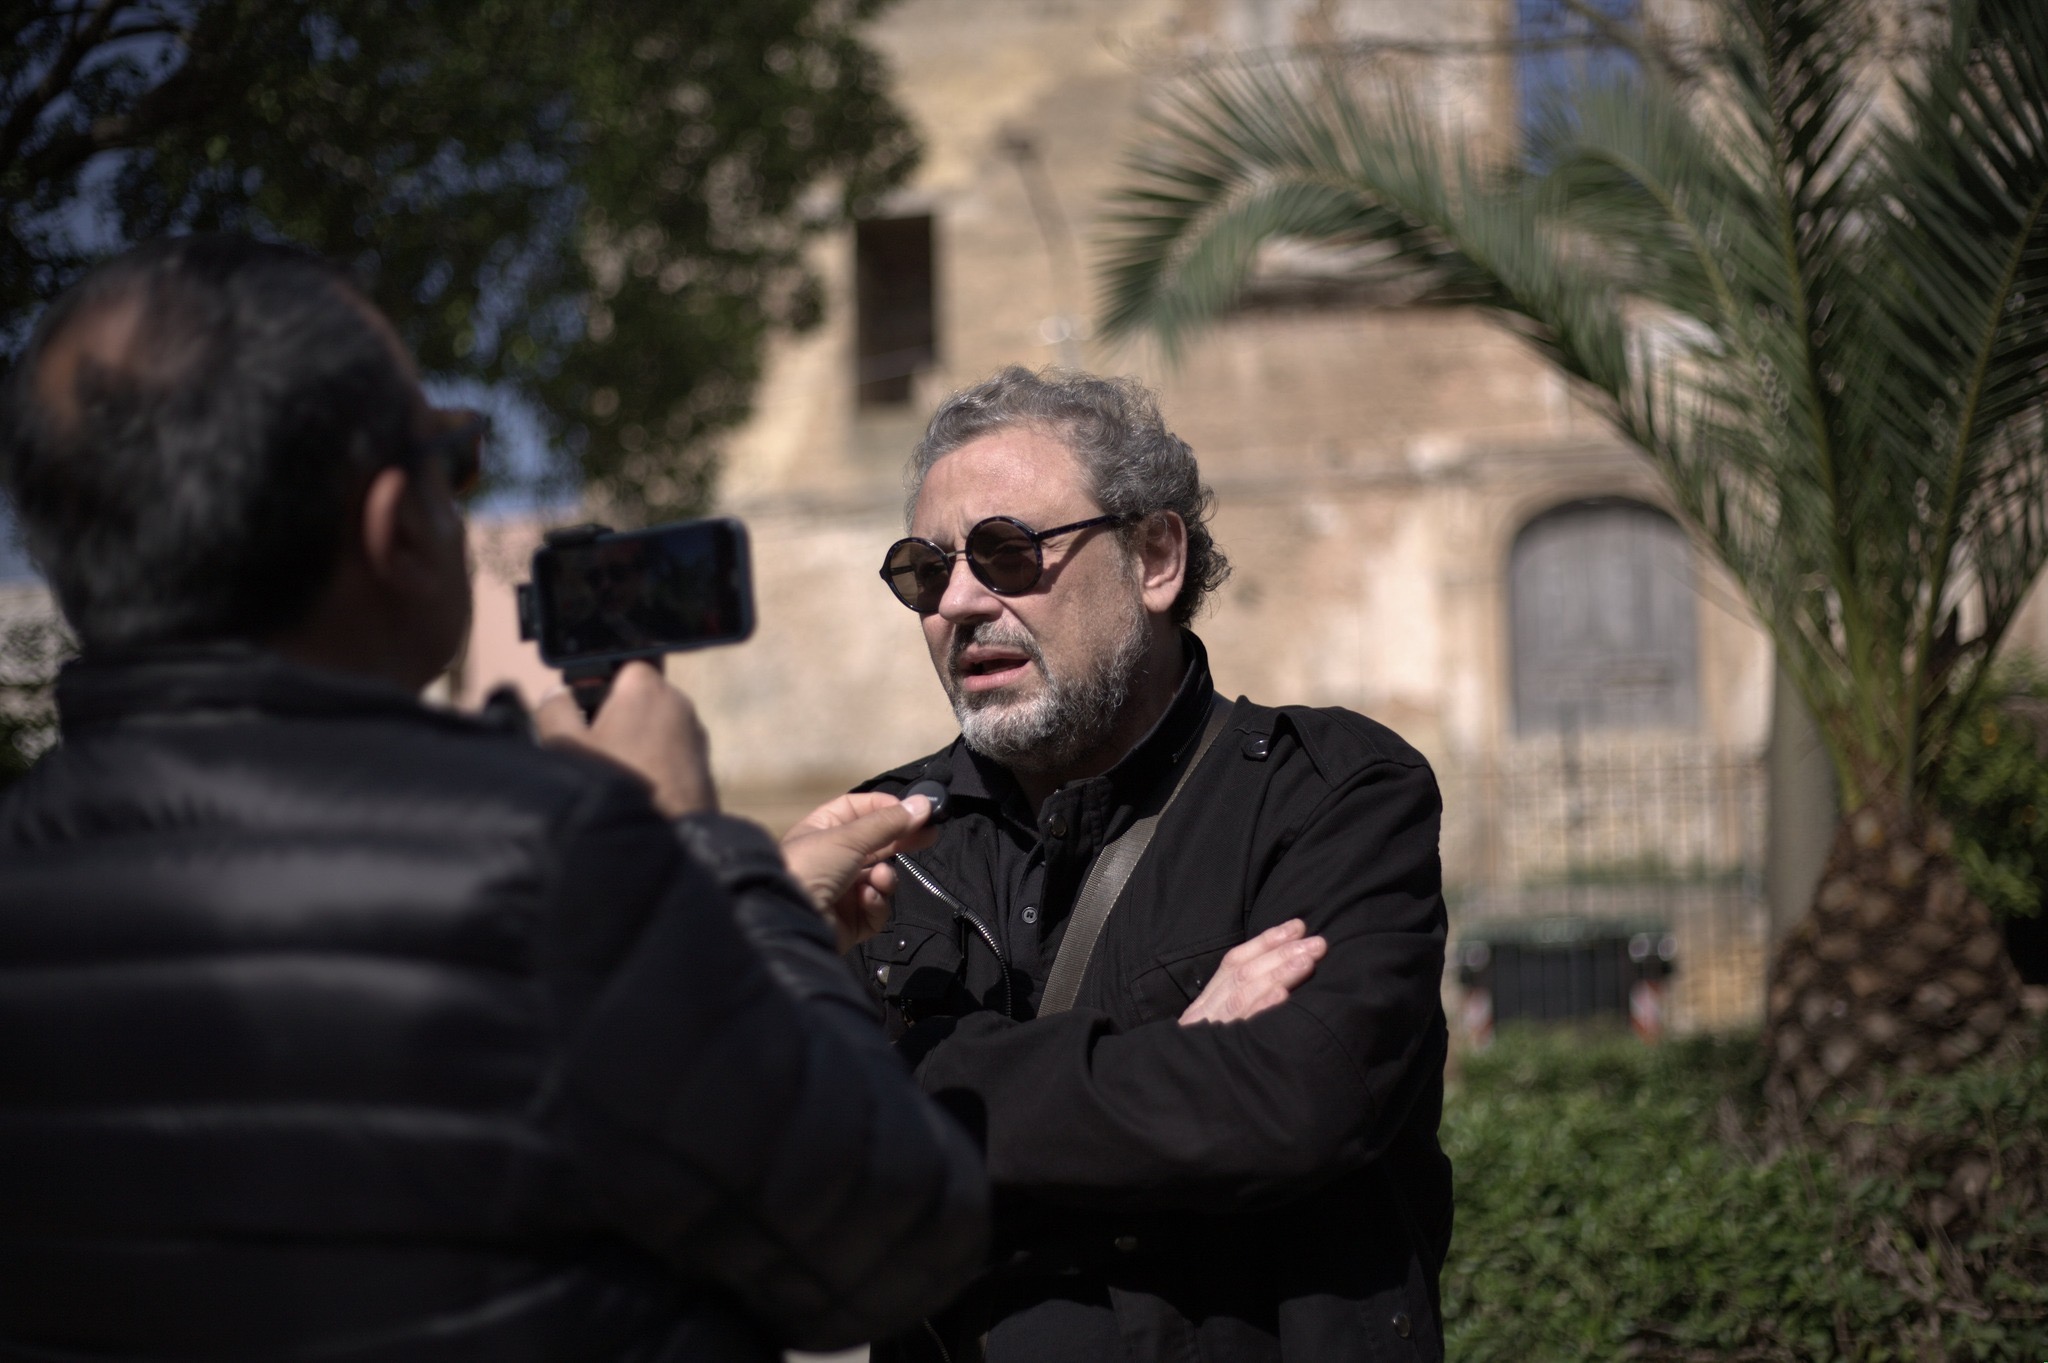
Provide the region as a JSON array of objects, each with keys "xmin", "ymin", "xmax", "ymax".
[{"xmin": 1037, "ymin": 695, "xmax": 1229, "ymax": 1016}]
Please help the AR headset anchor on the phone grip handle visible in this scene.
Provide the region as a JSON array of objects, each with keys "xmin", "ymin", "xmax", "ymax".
[
  {"xmin": 561, "ymin": 660, "xmax": 621, "ymax": 723},
  {"xmin": 560, "ymin": 653, "xmax": 672, "ymax": 722}
]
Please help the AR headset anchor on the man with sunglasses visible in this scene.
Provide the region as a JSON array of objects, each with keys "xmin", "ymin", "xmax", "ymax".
[
  {"xmin": 0, "ymin": 236, "xmax": 986, "ymax": 1361},
  {"xmin": 855, "ymin": 367, "xmax": 1453, "ymax": 1363}
]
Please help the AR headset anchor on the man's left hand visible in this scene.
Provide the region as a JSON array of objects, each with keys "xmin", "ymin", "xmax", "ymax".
[
  {"xmin": 1178, "ymin": 919, "xmax": 1327, "ymax": 1026},
  {"xmin": 783, "ymin": 792, "xmax": 939, "ymax": 951}
]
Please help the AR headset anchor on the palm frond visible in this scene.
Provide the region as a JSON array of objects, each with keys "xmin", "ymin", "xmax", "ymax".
[
  {"xmin": 1101, "ymin": 59, "xmax": 1636, "ymax": 393},
  {"xmin": 1871, "ymin": 0, "xmax": 2048, "ymax": 789},
  {"xmin": 1093, "ymin": 0, "xmax": 2048, "ymax": 815},
  {"xmin": 1098, "ymin": 64, "xmax": 1501, "ymax": 359}
]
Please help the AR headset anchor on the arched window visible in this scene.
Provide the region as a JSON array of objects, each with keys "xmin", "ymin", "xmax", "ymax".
[{"xmin": 1510, "ymin": 499, "xmax": 1698, "ymax": 733}]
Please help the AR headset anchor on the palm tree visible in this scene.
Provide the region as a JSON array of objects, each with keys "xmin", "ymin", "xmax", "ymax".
[{"xmin": 1097, "ymin": 0, "xmax": 2043, "ymax": 1119}]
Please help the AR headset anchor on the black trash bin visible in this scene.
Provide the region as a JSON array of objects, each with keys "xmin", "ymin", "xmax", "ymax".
[{"xmin": 1454, "ymin": 915, "xmax": 1677, "ymax": 1042}]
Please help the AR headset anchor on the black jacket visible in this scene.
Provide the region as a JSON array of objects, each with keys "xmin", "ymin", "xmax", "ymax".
[
  {"xmin": 852, "ymin": 635, "xmax": 1452, "ymax": 1363},
  {"xmin": 0, "ymin": 648, "xmax": 986, "ymax": 1362}
]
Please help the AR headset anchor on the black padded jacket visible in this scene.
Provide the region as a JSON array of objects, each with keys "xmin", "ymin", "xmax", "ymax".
[{"xmin": 0, "ymin": 647, "xmax": 987, "ymax": 1362}]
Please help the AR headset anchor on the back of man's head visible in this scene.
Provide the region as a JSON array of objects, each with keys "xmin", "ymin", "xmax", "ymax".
[{"xmin": 0, "ymin": 235, "xmax": 415, "ymax": 651}]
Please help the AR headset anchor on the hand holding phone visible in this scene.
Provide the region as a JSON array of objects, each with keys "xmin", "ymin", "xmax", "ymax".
[
  {"xmin": 518, "ymin": 518, "xmax": 755, "ymax": 717},
  {"xmin": 533, "ymin": 660, "xmax": 718, "ymax": 818}
]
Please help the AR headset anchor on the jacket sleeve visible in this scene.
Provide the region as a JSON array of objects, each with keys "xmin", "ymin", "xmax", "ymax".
[
  {"xmin": 911, "ymin": 754, "xmax": 1446, "ymax": 1212},
  {"xmin": 538, "ymin": 779, "xmax": 988, "ymax": 1351}
]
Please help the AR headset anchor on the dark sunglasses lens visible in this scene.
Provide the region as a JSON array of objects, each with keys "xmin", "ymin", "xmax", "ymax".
[
  {"xmin": 884, "ymin": 540, "xmax": 951, "ymax": 611},
  {"xmin": 967, "ymin": 521, "xmax": 1040, "ymax": 593}
]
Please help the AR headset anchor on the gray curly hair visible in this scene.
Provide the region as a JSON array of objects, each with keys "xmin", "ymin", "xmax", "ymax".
[{"xmin": 905, "ymin": 366, "xmax": 1230, "ymax": 626}]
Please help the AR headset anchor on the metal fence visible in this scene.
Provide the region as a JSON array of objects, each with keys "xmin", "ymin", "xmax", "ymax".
[{"xmin": 1437, "ymin": 735, "xmax": 1770, "ymax": 1033}]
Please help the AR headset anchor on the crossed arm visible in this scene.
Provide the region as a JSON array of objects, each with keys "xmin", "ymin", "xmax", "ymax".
[
  {"xmin": 903, "ymin": 758, "xmax": 1447, "ymax": 1211},
  {"xmin": 1177, "ymin": 917, "xmax": 1329, "ymax": 1026}
]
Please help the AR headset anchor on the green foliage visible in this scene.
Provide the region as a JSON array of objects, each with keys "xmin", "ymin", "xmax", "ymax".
[
  {"xmin": 1939, "ymin": 663, "xmax": 2048, "ymax": 918},
  {"xmin": 1832, "ymin": 1029, "xmax": 2048, "ymax": 1344},
  {"xmin": 1096, "ymin": 0, "xmax": 2048, "ymax": 818},
  {"xmin": 1444, "ymin": 1026, "xmax": 2048, "ymax": 1361},
  {"xmin": 1, "ymin": 0, "xmax": 917, "ymax": 517}
]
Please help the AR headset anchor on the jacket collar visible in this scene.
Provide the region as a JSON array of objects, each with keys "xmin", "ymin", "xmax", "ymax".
[
  {"xmin": 945, "ymin": 629, "xmax": 1218, "ymax": 823},
  {"xmin": 55, "ymin": 643, "xmax": 459, "ymax": 736}
]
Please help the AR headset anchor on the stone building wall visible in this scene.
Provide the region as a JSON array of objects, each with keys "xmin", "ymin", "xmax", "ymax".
[
  {"xmin": 0, "ymin": 0, "xmax": 2016, "ymax": 1028},
  {"xmin": 462, "ymin": 0, "xmax": 1776, "ymax": 838}
]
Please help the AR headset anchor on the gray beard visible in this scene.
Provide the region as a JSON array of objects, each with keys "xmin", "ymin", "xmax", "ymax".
[{"xmin": 947, "ymin": 599, "xmax": 1150, "ymax": 776}]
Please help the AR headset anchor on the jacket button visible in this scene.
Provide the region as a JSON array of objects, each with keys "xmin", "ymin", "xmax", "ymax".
[
  {"xmin": 1242, "ymin": 734, "xmax": 1271, "ymax": 759},
  {"xmin": 1392, "ymin": 1312, "xmax": 1412, "ymax": 1338},
  {"xmin": 1113, "ymin": 1234, "xmax": 1138, "ymax": 1254},
  {"xmin": 1047, "ymin": 813, "xmax": 1069, "ymax": 838},
  {"xmin": 1022, "ymin": 906, "xmax": 1039, "ymax": 925}
]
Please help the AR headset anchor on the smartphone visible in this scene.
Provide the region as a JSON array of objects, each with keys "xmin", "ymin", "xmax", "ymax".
[{"xmin": 518, "ymin": 518, "xmax": 755, "ymax": 668}]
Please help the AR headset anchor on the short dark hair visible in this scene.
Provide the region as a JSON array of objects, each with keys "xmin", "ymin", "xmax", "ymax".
[
  {"xmin": 0, "ymin": 235, "xmax": 416, "ymax": 649},
  {"xmin": 908, "ymin": 366, "xmax": 1230, "ymax": 626}
]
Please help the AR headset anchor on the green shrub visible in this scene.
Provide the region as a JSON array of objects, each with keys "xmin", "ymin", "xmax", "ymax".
[
  {"xmin": 1442, "ymin": 1025, "xmax": 2048, "ymax": 1361},
  {"xmin": 1939, "ymin": 662, "xmax": 2048, "ymax": 920}
]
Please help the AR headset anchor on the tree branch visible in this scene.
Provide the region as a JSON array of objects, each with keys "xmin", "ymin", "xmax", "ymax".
[
  {"xmin": 104, "ymin": 20, "xmax": 185, "ymax": 41},
  {"xmin": 0, "ymin": 0, "xmax": 138, "ymax": 179},
  {"xmin": 12, "ymin": 44, "xmax": 223, "ymax": 189}
]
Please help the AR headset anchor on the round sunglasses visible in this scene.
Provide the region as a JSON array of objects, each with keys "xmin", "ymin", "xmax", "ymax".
[{"xmin": 879, "ymin": 512, "xmax": 1129, "ymax": 614}]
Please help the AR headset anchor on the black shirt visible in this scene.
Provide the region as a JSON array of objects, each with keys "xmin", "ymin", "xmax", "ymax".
[{"xmin": 934, "ymin": 635, "xmax": 1219, "ymax": 1014}]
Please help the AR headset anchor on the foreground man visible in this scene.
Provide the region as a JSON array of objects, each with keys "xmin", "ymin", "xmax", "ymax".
[
  {"xmin": 855, "ymin": 368, "xmax": 1452, "ymax": 1362},
  {"xmin": 0, "ymin": 236, "xmax": 984, "ymax": 1361}
]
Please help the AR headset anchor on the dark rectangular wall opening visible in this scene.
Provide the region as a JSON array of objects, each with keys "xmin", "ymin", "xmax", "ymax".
[{"xmin": 855, "ymin": 215, "xmax": 936, "ymax": 407}]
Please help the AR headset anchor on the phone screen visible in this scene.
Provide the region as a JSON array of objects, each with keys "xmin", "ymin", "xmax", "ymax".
[{"xmin": 532, "ymin": 519, "xmax": 754, "ymax": 665}]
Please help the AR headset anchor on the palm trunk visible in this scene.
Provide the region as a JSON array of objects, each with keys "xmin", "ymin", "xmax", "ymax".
[{"xmin": 1764, "ymin": 802, "xmax": 2023, "ymax": 1124}]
